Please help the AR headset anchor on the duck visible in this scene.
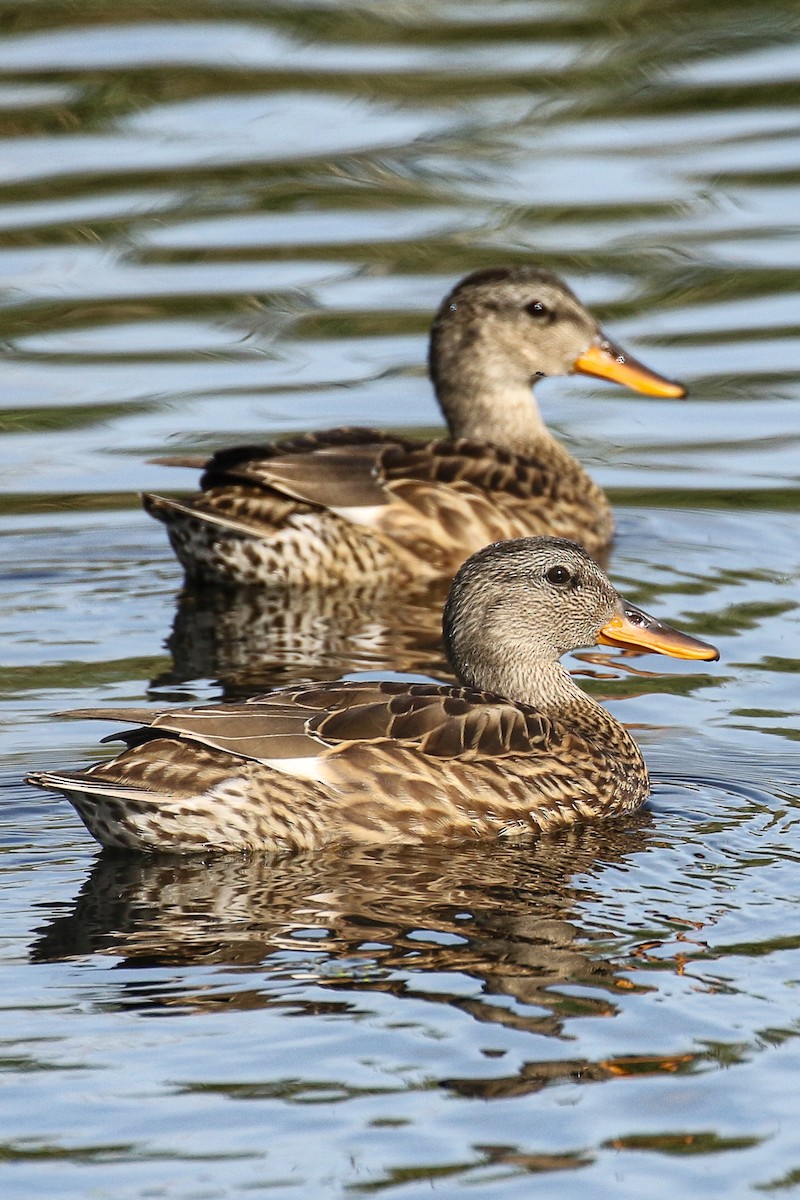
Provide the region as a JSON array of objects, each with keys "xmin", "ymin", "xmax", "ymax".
[
  {"xmin": 26, "ymin": 537, "xmax": 718, "ymax": 853},
  {"xmin": 142, "ymin": 267, "xmax": 685, "ymax": 587}
]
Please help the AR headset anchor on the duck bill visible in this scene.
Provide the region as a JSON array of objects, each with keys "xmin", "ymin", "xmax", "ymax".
[
  {"xmin": 598, "ymin": 599, "xmax": 719, "ymax": 661},
  {"xmin": 573, "ymin": 335, "xmax": 686, "ymax": 398}
]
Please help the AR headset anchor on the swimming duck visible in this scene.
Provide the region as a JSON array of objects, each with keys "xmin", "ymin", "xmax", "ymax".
[
  {"xmin": 143, "ymin": 267, "xmax": 685, "ymax": 586},
  {"xmin": 27, "ymin": 537, "xmax": 718, "ymax": 852}
]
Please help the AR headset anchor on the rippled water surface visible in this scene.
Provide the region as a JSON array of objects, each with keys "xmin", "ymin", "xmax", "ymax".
[{"xmin": 3, "ymin": 1, "xmax": 800, "ymax": 1195}]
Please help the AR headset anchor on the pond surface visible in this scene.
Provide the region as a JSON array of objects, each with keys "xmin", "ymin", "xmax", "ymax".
[{"xmin": 2, "ymin": 1, "xmax": 800, "ymax": 1196}]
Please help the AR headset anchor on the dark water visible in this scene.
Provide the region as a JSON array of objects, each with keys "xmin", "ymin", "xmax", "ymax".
[{"xmin": 3, "ymin": 1, "xmax": 800, "ymax": 1195}]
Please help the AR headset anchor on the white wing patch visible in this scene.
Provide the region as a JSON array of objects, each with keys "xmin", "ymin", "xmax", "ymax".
[
  {"xmin": 263, "ymin": 756, "xmax": 334, "ymax": 784},
  {"xmin": 329, "ymin": 504, "xmax": 387, "ymax": 529}
]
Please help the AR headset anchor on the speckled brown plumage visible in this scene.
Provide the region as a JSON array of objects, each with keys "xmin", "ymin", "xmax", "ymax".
[
  {"xmin": 143, "ymin": 268, "xmax": 686, "ymax": 586},
  {"xmin": 27, "ymin": 538, "xmax": 718, "ymax": 853}
]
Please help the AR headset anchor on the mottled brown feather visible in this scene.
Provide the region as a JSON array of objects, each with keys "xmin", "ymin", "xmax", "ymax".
[
  {"xmin": 27, "ymin": 539, "xmax": 714, "ymax": 853},
  {"xmin": 143, "ymin": 267, "xmax": 659, "ymax": 585},
  {"xmin": 28, "ymin": 679, "xmax": 644, "ymax": 852}
]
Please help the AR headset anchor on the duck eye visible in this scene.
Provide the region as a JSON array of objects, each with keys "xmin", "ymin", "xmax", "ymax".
[
  {"xmin": 524, "ymin": 300, "xmax": 550, "ymax": 320},
  {"xmin": 545, "ymin": 564, "xmax": 572, "ymax": 586}
]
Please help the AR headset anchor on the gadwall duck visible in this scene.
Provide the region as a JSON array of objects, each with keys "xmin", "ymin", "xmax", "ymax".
[
  {"xmin": 27, "ymin": 537, "xmax": 717, "ymax": 852},
  {"xmin": 143, "ymin": 268, "xmax": 685, "ymax": 586}
]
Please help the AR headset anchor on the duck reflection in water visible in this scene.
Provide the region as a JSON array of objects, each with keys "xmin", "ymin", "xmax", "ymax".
[
  {"xmin": 29, "ymin": 819, "xmax": 713, "ymax": 1101},
  {"xmin": 31, "ymin": 820, "xmax": 656, "ymax": 1085},
  {"xmin": 156, "ymin": 576, "xmax": 453, "ymax": 698}
]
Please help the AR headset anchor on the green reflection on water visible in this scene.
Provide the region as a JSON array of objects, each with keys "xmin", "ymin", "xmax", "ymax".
[
  {"xmin": 0, "ymin": 403, "xmax": 155, "ymax": 434},
  {"xmin": 609, "ymin": 488, "xmax": 800, "ymax": 512},
  {"xmin": 604, "ymin": 1130, "xmax": 762, "ymax": 1156},
  {"xmin": 0, "ymin": 656, "xmax": 170, "ymax": 696}
]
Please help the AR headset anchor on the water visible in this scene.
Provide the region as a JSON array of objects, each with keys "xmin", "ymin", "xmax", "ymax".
[{"xmin": 2, "ymin": 0, "xmax": 800, "ymax": 1194}]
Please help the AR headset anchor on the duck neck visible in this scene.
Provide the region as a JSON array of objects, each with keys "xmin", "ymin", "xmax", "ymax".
[
  {"xmin": 534, "ymin": 662, "xmax": 630, "ymax": 733},
  {"xmin": 472, "ymin": 656, "xmax": 639, "ymax": 752},
  {"xmin": 531, "ymin": 663, "xmax": 645, "ymax": 769},
  {"xmin": 488, "ymin": 659, "xmax": 596, "ymax": 719},
  {"xmin": 435, "ymin": 371, "xmax": 553, "ymax": 455},
  {"xmin": 429, "ymin": 325, "xmax": 553, "ymax": 453},
  {"xmin": 429, "ymin": 321, "xmax": 613, "ymax": 547}
]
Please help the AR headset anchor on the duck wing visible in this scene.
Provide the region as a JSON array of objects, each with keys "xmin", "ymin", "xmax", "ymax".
[
  {"xmin": 63, "ymin": 680, "xmax": 552, "ymax": 766},
  {"xmin": 148, "ymin": 426, "xmax": 613, "ymax": 572},
  {"xmin": 157, "ymin": 429, "xmax": 555, "ymax": 518},
  {"xmin": 381, "ymin": 438, "xmax": 551, "ymax": 496}
]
